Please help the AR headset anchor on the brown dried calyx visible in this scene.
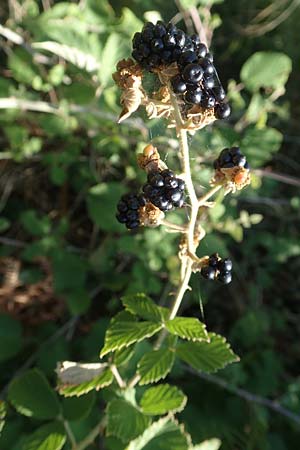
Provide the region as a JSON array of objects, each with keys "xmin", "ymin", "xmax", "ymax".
[
  {"xmin": 137, "ymin": 144, "xmax": 168, "ymax": 173},
  {"xmin": 112, "ymin": 58, "xmax": 146, "ymax": 123},
  {"xmin": 211, "ymin": 166, "xmax": 251, "ymax": 193},
  {"xmin": 139, "ymin": 202, "xmax": 165, "ymax": 228}
]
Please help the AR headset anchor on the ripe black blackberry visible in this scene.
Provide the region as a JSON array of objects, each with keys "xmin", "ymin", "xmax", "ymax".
[
  {"xmin": 131, "ymin": 20, "xmax": 231, "ymax": 118},
  {"xmin": 132, "ymin": 21, "xmax": 191, "ymax": 70},
  {"xmin": 116, "ymin": 193, "xmax": 146, "ymax": 229},
  {"xmin": 142, "ymin": 169, "xmax": 185, "ymax": 212},
  {"xmin": 213, "ymin": 147, "xmax": 249, "ymax": 170},
  {"xmin": 201, "ymin": 253, "xmax": 233, "ymax": 284}
]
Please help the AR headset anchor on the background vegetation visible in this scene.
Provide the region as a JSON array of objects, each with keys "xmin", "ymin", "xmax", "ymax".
[{"xmin": 0, "ymin": 0, "xmax": 299, "ymax": 449}]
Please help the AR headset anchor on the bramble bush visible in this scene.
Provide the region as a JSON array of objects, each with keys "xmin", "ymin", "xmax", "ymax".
[{"xmin": 0, "ymin": 1, "xmax": 299, "ymax": 450}]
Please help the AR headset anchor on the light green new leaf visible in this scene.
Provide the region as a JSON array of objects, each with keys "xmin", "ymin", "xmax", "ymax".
[
  {"xmin": 176, "ymin": 333, "xmax": 239, "ymax": 373},
  {"xmin": 8, "ymin": 369, "xmax": 60, "ymax": 419},
  {"xmin": 241, "ymin": 52, "xmax": 292, "ymax": 92},
  {"xmin": 100, "ymin": 314, "xmax": 163, "ymax": 357},
  {"xmin": 165, "ymin": 317, "xmax": 208, "ymax": 342},
  {"xmin": 126, "ymin": 417, "xmax": 190, "ymax": 450},
  {"xmin": 140, "ymin": 384, "xmax": 187, "ymax": 415},
  {"xmin": 190, "ymin": 438, "xmax": 221, "ymax": 450},
  {"xmin": 99, "ymin": 33, "xmax": 126, "ymax": 86},
  {"xmin": 21, "ymin": 421, "xmax": 66, "ymax": 450},
  {"xmin": 106, "ymin": 399, "xmax": 151, "ymax": 443},
  {"xmin": 32, "ymin": 41, "xmax": 100, "ymax": 72},
  {"xmin": 138, "ymin": 348, "xmax": 175, "ymax": 385},
  {"xmin": 56, "ymin": 361, "xmax": 113, "ymax": 397},
  {"xmin": 122, "ymin": 293, "xmax": 168, "ymax": 322}
]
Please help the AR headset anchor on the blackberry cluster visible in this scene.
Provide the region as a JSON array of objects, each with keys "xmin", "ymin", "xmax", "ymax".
[
  {"xmin": 201, "ymin": 253, "xmax": 232, "ymax": 284},
  {"xmin": 116, "ymin": 193, "xmax": 146, "ymax": 229},
  {"xmin": 142, "ymin": 169, "xmax": 185, "ymax": 212},
  {"xmin": 131, "ymin": 21, "xmax": 230, "ymax": 119},
  {"xmin": 132, "ymin": 21, "xmax": 194, "ymax": 71},
  {"xmin": 213, "ymin": 147, "xmax": 249, "ymax": 170}
]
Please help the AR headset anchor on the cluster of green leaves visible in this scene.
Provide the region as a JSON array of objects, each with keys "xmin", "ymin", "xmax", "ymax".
[{"xmin": 0, "ymin": 0, "xmax": 299, "ymax": 449}]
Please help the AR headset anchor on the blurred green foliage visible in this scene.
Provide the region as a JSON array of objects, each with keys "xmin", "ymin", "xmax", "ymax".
[{"xmin": 0, "ymin": 0, "xmax": 299, "ymax": 449}]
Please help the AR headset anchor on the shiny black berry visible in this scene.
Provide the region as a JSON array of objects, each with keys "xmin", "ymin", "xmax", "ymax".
[
  {"xmin": 116, "ymin": 193, "xmax": 146, "ymax": 229},
  {"xmin": 171, "ymin": 75, "xmax": 187, "ymax": 94},
  {"xmin": 212, "ymin": 86, "xmax": 226, "ymax": 102},
  {"xmin": 201, "ymin": 266, "xmax": 216, "ymax": 280},
  {"xmin": 197, "ymin": 43, "xmax": 207, "ymax": 58},
  {"xmin": 214, "ymin": 147, "xmax": 249, "ymax": 170},
  {"xmin": 182, "ymin": 63, "xmax": 204, "ymax": 83},
  {"xmin": 178, "ymin": 51, "xmax": 198, "ymax": 67},
  {"xmin": 217, "ymin": 271, "xmax": 232, "ymax": 284},
  {"xmin": 215, "ymin": 103, "xmax": 231, "ymax": 119},
  {"xmin": 218, "ymin": 258, "xmax": 233, "ymax": 272},
  {"xmin": 142, "ymin": 169, "xmax": 185, "ymax": 212},
  {"xmin": 185, "ymin": 89, "xmax": 202, "ymax": 105},
  {"xmin": 201, "ymin": 94, "xmax": 216, "ymax": 109}
]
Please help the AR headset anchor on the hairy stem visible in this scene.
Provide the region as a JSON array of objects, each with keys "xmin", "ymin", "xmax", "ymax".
[
  {"xmin": 74, "ymin": 418, "xmax": 106, "ymax": 450},
  {"xmin": 198, "ymin": 184, "xmax": 222, "ymax": 206},
  {"xmin": 110, "ymin": 364, "xmax": 126, "ymax": 388},
  {"xmin": 160, "ymin": 218, "xmax": 187, "ymax": 232}
]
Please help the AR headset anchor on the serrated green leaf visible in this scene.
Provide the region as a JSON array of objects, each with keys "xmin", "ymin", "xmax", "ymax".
[
  {"xmin": 62, "ymin": 391, "xmax": 95, "ymax": 421},
  {"xmin": 241, "ymin": 52, "xmax": 292, "ymax": 92},
  {"xmin": 0, "ymin": 314, "xmax": 22, "ymax": 362},
  {"xmin": 100, "ymin": 315, "xmax": 163, "ymax": 357},
  {"xmin": 114, "ymin": 346, "xmax": 135, "ymax": 366},
  {"xmin": 122, "ymin": 293, "xmax": 168, "ymax": 322},
  {"xmin": 21, "ymin": 421, "xmax": 66, "ymax": 450},
  {"xmin": 176, "ymin": 333, "xmax": 239, "ymax": 373},
  {"xmin": 241, "ymin": 127, "xmax": 283, "ymax": 167},
  {"xmin": 56, "ymin": 361, "xmax": 113, "ymax": 397},
  {"xmin": 0, "ymin": 401, "xmax": 6, "ymax": 434},
  {"xmin": 125, "ymin": 417, "xmax": 190, "ymax": 450},
  {"xmin": 138, "ymin": 348, "xmax": 175, "ymax": 385},
  {"xmin": 165, "ymin": 318, "xmax": 208, "ymax": 342},
  {"xmin": 106, "ymin": 399, "xmax": 151, "ymax": 443},
  {"xmin": 8, "ymin": 369, "xmax": 60, "ymax": 419},
  {"xmin": 140, "ymin": 384, "xmax": 187, "ymax": 415}
]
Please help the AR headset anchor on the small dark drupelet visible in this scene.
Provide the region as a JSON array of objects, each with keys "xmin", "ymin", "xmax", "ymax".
[
  {"xmin": 116, "ymin": 193, "xmax": 146, "ymax": 229},
  {"xmin": 213, "ymin": 147, "xmax": 249, "ymax": 170},
  {"xmin": 214, "ymin": 103, "xmax": 231, "ymax": 119},
  {"xmin": 201, "ymin": 253, "xmax": 233, "ymax": 284},
  {"xmin": 142, "ymin": 169, "xmax": 185, "ymax": 212}
]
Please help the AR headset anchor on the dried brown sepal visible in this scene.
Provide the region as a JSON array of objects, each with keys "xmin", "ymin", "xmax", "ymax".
[
  {"xmin": 139, "ymin": 202, "xmax": 165, "ymax": 228},
  {"xmin": 192, "ymin": 256, "xmax": 210, "ymax": 273},
  {"xmin": 137, "ymin": 144, "xmax": 168, "ymax": 173},
  {"xmin": 112, "ymin": 58, "xmax": 146, "ymax": 123},
  {"xmin": 211, "ymin": 166, "xmax": 251, "ymax": 193},
  {"xmin": 156, "ymin": 62, "xmax": 179, "ymax": 85},
  {"xmin": 145, "ymin": 86, "xmax": 173, "ymax": 120},
  {"xmin": 182, "ymin": 105, "xmax": 217, "ymax": 132}
]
